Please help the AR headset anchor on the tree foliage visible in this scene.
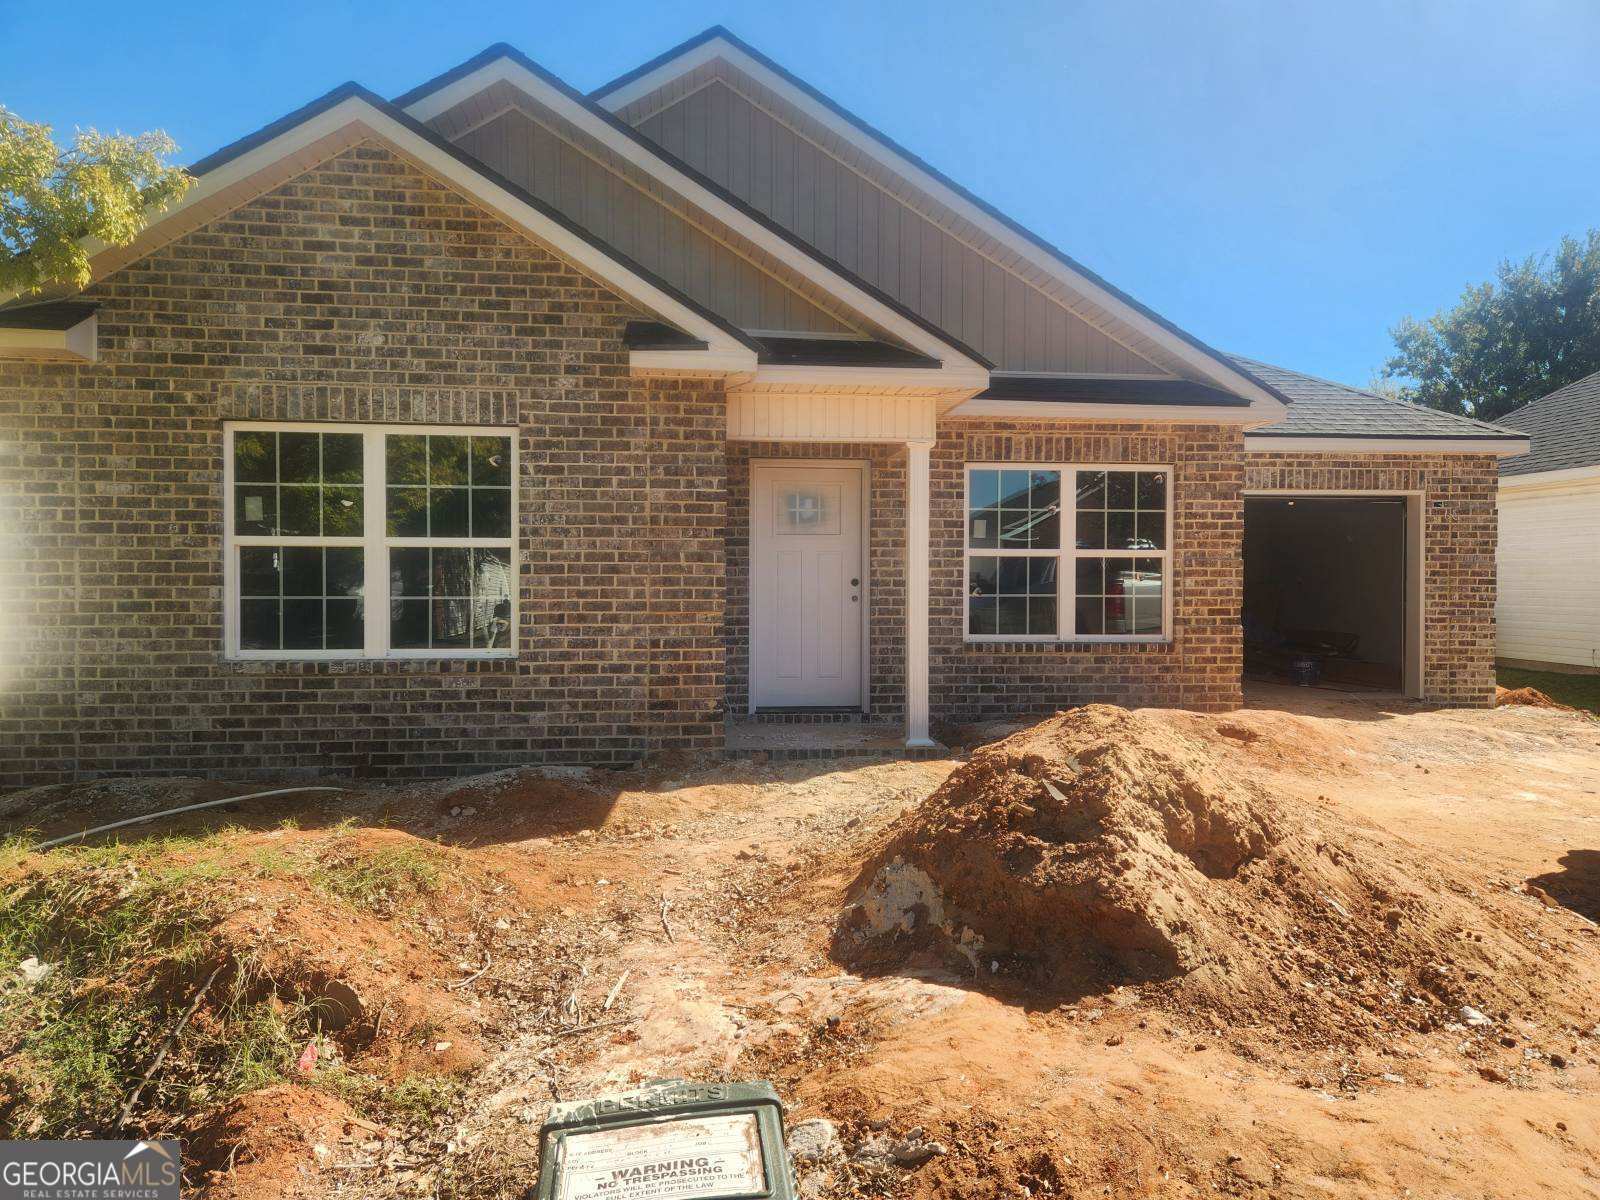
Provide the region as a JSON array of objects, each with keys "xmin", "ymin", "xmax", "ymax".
[
  {"xmin": 1382, "ymin": 231, "xmax": 1600, "ymax": 421},
  {"xmin": 0, "ymin": 107, "xmax": 192, "ymax": 295}
]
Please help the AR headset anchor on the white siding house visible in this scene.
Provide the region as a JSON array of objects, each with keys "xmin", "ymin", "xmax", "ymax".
[{"xmin": 1497, "ymin": 372, "xmax": 1600, "ymax": 671}]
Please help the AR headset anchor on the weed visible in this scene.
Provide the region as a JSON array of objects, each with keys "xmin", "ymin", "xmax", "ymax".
[
  {"xmin": 313, "ymin": 1064, "xmax": 461, "ymax": 1126},
  {"xmin": 311, "ymin": 845, "xmax": 443, "ymax": 913}
]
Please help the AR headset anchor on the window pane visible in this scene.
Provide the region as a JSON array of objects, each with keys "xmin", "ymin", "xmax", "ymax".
[
  {"xmin": 997, "ymin": 597, "xmax": 1028, "ymax": 635},
  {"xmin": 1104, "ymin": 596, "xmax": 1132, "ymax": 635},
  {"xmin": 471, "ymin": 437, "xmax": 511, "ymax": 486},
  {"xmin": 1132, "ymin": 595, "xmax": 1163, "ymax": 635},
  {"xmin": 433, "ymin": 548, "xmax": 473, "ymax": 596},
  {"xmin": 240, "ymin": 547, "xmax": 280, "ymax": 596},
  {"xmin": 998, "ymin": 556, "xmax": 1029, "ymax": 594},
  {"xmin": 1136, "ymin": 511, "xmax": 1165, "ymax": 550},
  {"xmin": 474, "ymin": 549, "xmax": 513, "ymax": 648},
  {"xmin": 471, "ymin": 488, "xmax": 511, "ymax": 538},
  {"xmin": 968, "ymin": 512, "xmax": 998, "ymax": 549},
  {"xmin": 430, "ymin": 435, "xmax": 470, "ymax": 485},
  {"xmin": 1029, "ymin": 470, "xmax": 1060, "ymax": 510},
  {"xmin": 283, "ymin": 598, "xmax": 324, "ymax": 649},
  {"xmin": 1075, "ymin": 558, "xmax": 1103, "ymax": 595},
  {"xmin": 1075, "ymin": 596, "xmax": 1103, "ymax": 636},
  {"xmin": 323, "ymin": 434, "xmax": 363, "ymax": 483},
  {"xmin": 1107, "ymin": 471, "xmax": 1136, "ymax": 509},
  {"xmin": 1028, "ymin": 557, "xmax": 1058, "ymax": 592},
  {"xmin": 234, "ymin": 431, "xmax": 276, "ymax": 482},
  {"xmin": 1136, "ymin": 471, "xmax": 1166, "ymax": 510},
  {"xmin": 387, "ymin": 435, "xmax": 427, "ymax": 484},
  {"xmin": 235, "ymin": 486, "xmax": 276, "ymax": 535},
  {"xmin": 1107, "ymin": 511, "xmax": 1136, "ymax": 549},
  {"xmin": 1077, "ymin": 470, "xmax": 1106, "ymax": 510},
  {"xmin": 279, "ymin": 433, "xmax": 320, "ymax": 484},
  {"xmin": 390, "ymin": 598, "xmax": 429, "ymax": 648},
  {"xmin": 998, "ymin": 510, "xmax": 1031, "ymax": 548},
  {"xmin": 999, "ymin": 470, "xmax": 1031, "ymax": 508},
  {"xmin": 282, "ymin": 547, "xmax": 323, "ymax": 596},
  {"xmin": 968, "ymin": 556, "xmax": 998, "ymax": 596},
  {"xmin": 387, "ymin": 487, "xmax": 428, "ymax": 537},
  {"xmin": 1030, "ymin": 511, "xmax": 1060, "ymax": 550},
  {"xmin": 1076, "ymin": 511, "xmax": 1104, "ymax": 550},
  {"xmin": 322, "ymin": 486, "xmax": 363, "ymax": 536},
  {"xmin": 240, "ymin": 599, "xmax": 280, "ymax": 649},
  {"xmin": 1028, "ymin": 597, "xmax": 1057, "ymax": 636},
  {"xmin": 325, "ymin": 599, "xmax": 364, "ymax": 649},
  {"xmin": 968, "ymin": 595, "xmax": 997, "ymax": 635},
  {"xmin": 279, "ymin": 486, "xmax": 320, "ymax": 536},
  {"xmin": 429, "ymin": 488, "xmax": 470, "ymax": 537},
  {"xmin": 326, "ymin": 548, "xmax": 364, "ymax": 597},
  {"xmin": 430, "ymin": 597, "xmax": 472, "ymax": 648},
  {"xmin": 391, "ymin": 548, "xmax": 429, "ymax": 598},
  {"xmin": 969, "ymin": 469, "xmax": 999, "ymax": 511}
]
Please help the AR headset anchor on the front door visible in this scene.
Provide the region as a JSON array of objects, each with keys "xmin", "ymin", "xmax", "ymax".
[{"xmin": 751, "ymin": 464, "xmax": 864, "ymax": 708}]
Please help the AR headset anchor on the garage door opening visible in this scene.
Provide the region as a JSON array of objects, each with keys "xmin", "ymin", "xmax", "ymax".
[{"xmin": 1243, "ymin": 496, "xmax": 1416, "ymax": 694}]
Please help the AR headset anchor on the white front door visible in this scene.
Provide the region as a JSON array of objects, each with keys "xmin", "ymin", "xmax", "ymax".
[{"xmin": 751, "ymin": 464, "xmax": 864, "ymax": 708}]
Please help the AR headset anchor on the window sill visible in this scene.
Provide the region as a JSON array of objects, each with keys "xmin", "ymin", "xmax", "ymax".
[
  {"xmin": 962, "ymin": 636, "xmax": 1172, "ymax": 648},
  {"xmin": 225, "ymin": 651, "xmax": 517, "ymax": 664}
]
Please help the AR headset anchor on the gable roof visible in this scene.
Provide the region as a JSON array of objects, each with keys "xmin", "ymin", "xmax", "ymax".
[
  {"xmin": 393, "ymin": 42, "xmax": 991, "ymax": 382},
  {"xmin": 591, "ymin": 27, "xmax": 1289, "ymax": 414},
  {"xmin": 3, "ymin": 81, "xmax": 764, "ymax": 372},
  {"xmin": 1236, "ymin": 357, "xmax": 1530, "ymax": 455},
  {"xmin": 1496, "ymin": 371, "xmax": 1600, "ymax": 477}
]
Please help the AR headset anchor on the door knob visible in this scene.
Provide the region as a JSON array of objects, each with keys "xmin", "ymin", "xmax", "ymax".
[{"xmin": 850, "ymin": 578, "xmax": 860, "ymax": 587}]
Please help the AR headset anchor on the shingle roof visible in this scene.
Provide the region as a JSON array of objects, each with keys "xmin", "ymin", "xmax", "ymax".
[
  {"xmin": 974, "ymin": 375, "xmax": 1248, "ymax": 406},
  {"xmin": 1496, "ymin": 371, "xmax": 1600, "ymax": 476},
  {"xmin": 1234, "ymin": 356, "xmax": 1524, "ymax": 442}
]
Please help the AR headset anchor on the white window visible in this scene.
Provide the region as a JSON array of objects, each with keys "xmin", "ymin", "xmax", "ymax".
[
  {"xmin": 224, "ymin": 422, "xmax": 516, "ymax": 659},
  {"xmin": 965, "ymin": 464, "xmax": 1172, "ymax": 643}
]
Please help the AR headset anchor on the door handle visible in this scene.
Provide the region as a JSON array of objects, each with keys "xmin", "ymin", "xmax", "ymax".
[{"xmin": 850, "ymin": 578, "xmax": 860, "ymax": 587}]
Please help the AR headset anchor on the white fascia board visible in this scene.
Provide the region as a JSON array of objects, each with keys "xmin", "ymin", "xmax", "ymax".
[
  {"xmin": 20, "ymin": 96, "xmax": 756, "ymax": 373},
  {"xmin": 0, "ymin": 314, "xmax": 97, "ymax": 362},
  {"xmin": 630, "ymin": 348, "xmax": 758, "ymax": 372},
  {"xmin": 401, "ymin": 61, "xmax": 986, "ymax": 374},
  {"xmin": 1245, "ymin": 434, "xmax": 1532, "ymax": 456},
  {"xmin": 949, "ymin": 397, "xmax": 1265, "ymax": 425},
  {"xmin": 1498, "ymin": 462, "xmax": 1600, "ymax": 491},
  {"xmin": 594, "ymin": 37, "xmax": 1286, "ymax": 414},
  {"xmin": 752, "ymin": 363, "xmax": 990, "ymax": 391}
]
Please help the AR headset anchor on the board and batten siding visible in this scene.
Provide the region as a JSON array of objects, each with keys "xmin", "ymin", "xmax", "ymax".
[
  {"xmin": 454, "ymin": 108, "xmax": 850, "ymax": 336},
  {"xmin": 1496, "ymin": 476, "xmax": 1600, "ymax": 669},
  {"xmin": 635, "ymin": 79, "xmax": 1166, "ymax": 377}
]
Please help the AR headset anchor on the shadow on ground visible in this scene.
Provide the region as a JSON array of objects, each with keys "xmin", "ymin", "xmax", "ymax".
[{"xmin": 1528, "ymin": 850, "xmax": 1600, "ymax": 922}]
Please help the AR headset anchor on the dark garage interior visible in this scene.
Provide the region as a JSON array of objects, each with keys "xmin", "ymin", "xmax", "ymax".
[{"xmin": 1243, "ymin": 497, "xmax": 1407, "ymax": 692}]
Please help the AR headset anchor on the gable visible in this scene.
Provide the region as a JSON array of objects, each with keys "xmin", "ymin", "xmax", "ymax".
[
  {"xmin": 433, "ymin": 92, "xmax": 852, "ymax": 337},
  {"xmin": 632, "ymin": 76, "xmax": 1165, "ymax": 377}
]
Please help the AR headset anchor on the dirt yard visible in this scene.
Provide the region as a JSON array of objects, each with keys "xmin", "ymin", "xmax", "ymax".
[{"xmin": 3, "ymin": 686, "xmax": 1600, "ymax": 1199}]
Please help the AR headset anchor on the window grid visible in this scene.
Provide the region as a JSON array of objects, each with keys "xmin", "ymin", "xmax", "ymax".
[
  {"xmin": 964, "ymin": 464, "xmax": 1173, "ymax": 644},
  {"xmin": 225, "ymin": 423, "xmax": 517, "ymax": 661}
]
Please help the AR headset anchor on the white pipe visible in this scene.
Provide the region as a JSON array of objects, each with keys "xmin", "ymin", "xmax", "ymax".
[{"xmin": 33, "ymin": 787, "xmax": 346, "ymax": 851}]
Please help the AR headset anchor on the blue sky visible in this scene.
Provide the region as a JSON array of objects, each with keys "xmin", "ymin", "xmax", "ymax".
[{"xmin": 7, "ymin": 0, "xmax": 1599, "ymax": 386}]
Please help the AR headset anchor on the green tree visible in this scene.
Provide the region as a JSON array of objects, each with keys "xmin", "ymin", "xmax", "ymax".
[
  {"xmin": 1, "ymin": 106, "xmax": 192, "ymax": 295},
  {"xmin": 1382, "ymin": 230, "xmax": 1600, "ymax": 421}
]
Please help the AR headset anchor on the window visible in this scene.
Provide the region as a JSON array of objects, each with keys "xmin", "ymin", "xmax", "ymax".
[
  {"xmin": 965, "ymin": 465, "xmax": 1171, "ymax": 642},
  {"xmin": 225, "ymin": 423, "xmax": 515, "ymax": 659}
]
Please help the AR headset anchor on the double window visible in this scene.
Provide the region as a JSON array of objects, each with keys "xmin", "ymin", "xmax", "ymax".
[
  {"xmin": 965, "ymin": 464, "xmax": 1171, "ymax": 642},
  {"xmin": 225, "ymin": 423, "xmax": 516, "ymax": 659}
]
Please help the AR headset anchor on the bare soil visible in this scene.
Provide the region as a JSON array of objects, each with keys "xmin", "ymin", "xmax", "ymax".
[{"xmin": 5, "ymin": 686, "xmax": 1600, "ymax": 1199}]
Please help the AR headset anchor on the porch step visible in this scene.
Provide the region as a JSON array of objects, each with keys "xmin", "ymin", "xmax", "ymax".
[{"xmin": 748, "ymin": 707, "xmax": 865, "ymax": 725}]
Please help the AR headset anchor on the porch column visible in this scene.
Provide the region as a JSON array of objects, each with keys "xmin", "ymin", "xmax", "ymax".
[{"xmin": 905, "ymin": 437, "xmax": 936, "ymax": 747}]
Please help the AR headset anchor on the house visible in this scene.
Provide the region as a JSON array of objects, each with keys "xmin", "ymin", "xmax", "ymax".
[
  {"xmin": 1495, "ymin": 371, "xmax": 1600, "ymax": 671},
  {"xmin": 0, "ymin": 28, "xmax": 1530, "ymax": 786}
]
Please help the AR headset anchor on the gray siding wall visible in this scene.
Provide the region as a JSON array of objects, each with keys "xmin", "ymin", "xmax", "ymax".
[
  {"xmin": 636, "ymin": 80, "xmax": 1162, "ymax": 375},
  {"xmin": 456, "ymin": 108, "xmax": 849, "ymax": 335}
]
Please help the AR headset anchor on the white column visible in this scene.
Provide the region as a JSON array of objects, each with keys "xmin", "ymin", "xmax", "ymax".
[{"xmin": 905, "ymin": 437, "xmax": 935, "ymax": 747}]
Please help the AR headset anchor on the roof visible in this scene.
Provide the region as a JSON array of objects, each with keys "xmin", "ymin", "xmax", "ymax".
[
  {"xmin": 393, "ymin": 42, "xmax": 993, "ymax": 374},
  {"xmin": 974, "ymin": 375, "xmax": 1248, "ymax": 407},
  {"xmin": 0, "ymin": 300, "xmax": 98, "ymax": 329},
  {"xmin": 753, "ymin": 337, "xmax": 935, "ymax": 368},
  {"xmin": 1236, "ymin": 357, "xmax": 1525, "ymax": 442},
  {"xmin": 1497, "ymin": 371, "xmax": 1600, "ymax": 477},
  {"xmin": 591, "ymin": 26, "xmax": 1290, "ymax": 411}
]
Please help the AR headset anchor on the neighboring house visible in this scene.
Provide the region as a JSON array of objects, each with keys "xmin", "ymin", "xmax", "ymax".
[
  {"xmin": 0, "ymin": 28, "xmax": 1529, "ymax": 786},
  {"xmin": 1496, "ymin": 372, "xmax": 1600, "ymax": 671}
]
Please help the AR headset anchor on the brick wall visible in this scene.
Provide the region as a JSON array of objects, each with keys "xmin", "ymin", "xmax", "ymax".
[
  {"xmin": 0, "ymin": 142, "xmax": 727, "ymax": 788},
  {"xmin": 724, "ymin": 441, "xmax": 905, "ymax": 721},
  {"xmin": 931, "ymin": 421, "xmax": 1245, "ymax": 721},
  {"xmin": 1244, "ymin": 451, "xmax": 1499, "ymax": 706}
]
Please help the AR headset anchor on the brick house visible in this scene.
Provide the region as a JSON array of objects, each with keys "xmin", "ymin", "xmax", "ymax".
[{"xmin": 0, "ymin": 29, "xmax": 1528, "ymax": 786}]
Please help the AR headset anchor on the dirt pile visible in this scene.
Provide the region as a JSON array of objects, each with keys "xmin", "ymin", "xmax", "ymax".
[
  {"xmin": 1495, "ymin": 684, "xmax": 1574, "ymax": 710},
  {"xmin": 839, "ymin": 705, "xmax": 1583, "ymax": 1041}
]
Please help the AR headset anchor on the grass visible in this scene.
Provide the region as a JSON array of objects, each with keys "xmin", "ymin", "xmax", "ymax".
[
  {"xmin": 0, "ymin": 824, "xmax": 454, "ymax": 1136},
  {"xmin": 313, "ymin": 1064, "xmax": 462, "ymax": 1126},
  {"xmin": 1499, "ymin": 666, "xmax": 1600, "ymax": 714}
]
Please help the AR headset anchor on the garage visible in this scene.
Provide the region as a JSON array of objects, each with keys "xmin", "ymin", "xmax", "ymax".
[{"xmin": 1243, "ymin": 495, "xmax": 1420, "ymax": 694}]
